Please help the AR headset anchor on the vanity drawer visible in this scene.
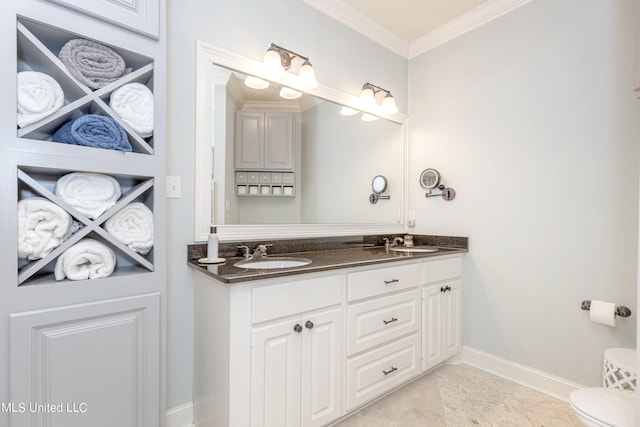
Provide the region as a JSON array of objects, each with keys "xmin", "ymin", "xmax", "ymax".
[
  {"xmin": 347, "ymin": 290, "xmax": 419, "ymax": 355},
  {"xmin": 346, "ymin": 333, "xmax": 420, "ymax": 411},
  {"xmin": 423, "ymin": 255, "xmax": 462, "ymax": 284},
  {"xmin": 252, "ymin": 275, "xmax": 342, "ymax": 324},
  {"xmin": 348, "ymin": 263, "xmax": 421, "ymax": 302}
]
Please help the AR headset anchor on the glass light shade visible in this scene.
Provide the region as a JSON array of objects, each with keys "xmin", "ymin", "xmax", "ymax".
[
  {"xmin": 381, "ymin": 94, "xmax": 398, "ymax": 115},
  {"xmin": 340, "ymin": 106, "xmax": 359, "ymax": 116},
  {"xmin": 244, "ymin": 75, "xmax": 270, "ymax": 90},
  {"xmin": 279, "ymin": 87, "xmax": 302, "ymax": 99},
  {"xmin": 298, "ymin": 61, "xmax": 318, "ymax": 89},
  {"xmin": 361, "ymin": 113, "xmax": 379, "ymax": 122},
  {"xmin": 263, "ymin": 48, "xmax": 285, "ymax": 77},
  {"xmin": 360, "ymin": 87, "xmax": 375, "ymax": 108}
]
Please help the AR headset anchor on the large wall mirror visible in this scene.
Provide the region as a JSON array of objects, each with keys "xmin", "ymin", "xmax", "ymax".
[{"xmin": 195, "ymin": 42, "xmax": 407, "ymax": 241}]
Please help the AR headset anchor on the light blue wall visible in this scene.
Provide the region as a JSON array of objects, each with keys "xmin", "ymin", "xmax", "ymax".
[
  {"xmin": 408, "ymin": 0, "xmax": 639, "ymax": 386},
  {"xmin": 166, "ymin": 0, "xmax": 408, "ymax": 409}
]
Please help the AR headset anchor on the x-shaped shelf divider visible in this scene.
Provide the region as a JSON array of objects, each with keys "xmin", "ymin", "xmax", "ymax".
[
  {"xmin": 16, "ymin": 22, "xmax": 154, "ymax": 155},
  {"xmin": 17, "ymin": 169, "xmax": 154, "ymax": 285}
]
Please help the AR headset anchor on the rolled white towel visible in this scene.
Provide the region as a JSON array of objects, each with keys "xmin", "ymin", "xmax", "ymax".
[
  {"xmin": 18, "ymin": 197, "xmax": 73, "ymax": 260},
  {"xmin": 105, "ymin": 202, "xmax": 154, "ymax": 255},
  {"xmin": 54, "ymin": 238, "xmax": 116, "ymax": 281},
  {"xmin": 55, "ymin": 172, "xmax": 121, "ymax": 219},
  {"xmin": 109, "ymin": 83, "xmax": 154, "ymax": 137},
  {"xmin": 17, "ymin": 71, "xmax": 64, "ymax": 128}
]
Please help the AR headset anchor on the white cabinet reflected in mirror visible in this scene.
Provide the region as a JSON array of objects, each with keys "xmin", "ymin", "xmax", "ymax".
[{"xmin": 195, "ymin": 42, "xmax": 407, "ymax": 241}]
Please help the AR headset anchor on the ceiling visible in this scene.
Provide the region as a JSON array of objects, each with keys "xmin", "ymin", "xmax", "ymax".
[
  {"xmin": 340, "ymin": 0, "xmax": 491, "ymax": 42},
  {"xmin": 302, "ymin": 0, "xmax": 533, "ymax": 58}
]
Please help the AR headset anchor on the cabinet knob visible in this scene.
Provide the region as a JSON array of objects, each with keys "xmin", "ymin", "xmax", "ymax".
[
  {"xmin": 382, "ymin": 366, "xmax": 398, "ymax": 376},
  {"xmin": 383, "ymin": 317, "xmax": 398, "ymax": 325},
  {"xmin": 440, "ymin": 286, "xmax": 446, "ymax": 292},
  {"xmin": 305, "ymin": 320, "xmax": 314, "ymax": 329},
  {"xmin": 293, "ymin": 324, "xmax": 303, "ymax": 333}
]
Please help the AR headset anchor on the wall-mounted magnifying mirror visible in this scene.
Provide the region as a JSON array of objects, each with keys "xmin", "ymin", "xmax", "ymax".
[
  {"xmin": 372, "ymin": 175, "xmax": 388, "ymax": 193},
  {"xmin": 420, "ymin": 168, "xmax": 456, "ymax": 201},
  {"xmin": 419, "ymin": 168, "xmax": 441, "ymax": 191},
  {"xmin": 369, "ymin": 175, "xmax": 390, "ymax": 204}
]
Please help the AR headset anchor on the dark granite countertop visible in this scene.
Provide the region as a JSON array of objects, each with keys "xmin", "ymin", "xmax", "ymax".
[{"xmin": 188, "ymin": 234, "xmax": 468, "ymax": 285}]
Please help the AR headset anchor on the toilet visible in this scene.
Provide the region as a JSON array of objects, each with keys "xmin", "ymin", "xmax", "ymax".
[
  {"xmin": 570, "ymin": 387, "xmax": 635, "ymax": 426},
  {"xmin": 570, "ymin": 348, "xmax": 636, "ymax": 426}
]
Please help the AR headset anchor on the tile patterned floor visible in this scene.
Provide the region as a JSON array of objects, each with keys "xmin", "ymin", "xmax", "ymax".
[{"xmin": 333, "ymin": 363, "xmax": 581, "ymax": 427}]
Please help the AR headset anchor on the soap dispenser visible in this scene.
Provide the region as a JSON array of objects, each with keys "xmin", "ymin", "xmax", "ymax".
[{"xmin": 207, "ymin": 226, "xmax": 218, "ymax": 260}]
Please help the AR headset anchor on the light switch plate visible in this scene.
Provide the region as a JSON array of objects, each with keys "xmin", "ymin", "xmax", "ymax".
[
  {"xmin": 166, "ymin": 176, "xmax": 181, "ymax": 198},
  {"xmin": 407, "ymin": 209, "xmax": 416, "ymax": 227}
]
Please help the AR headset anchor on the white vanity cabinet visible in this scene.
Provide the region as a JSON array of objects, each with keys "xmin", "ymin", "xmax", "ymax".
[
  {"xmin": 235, "ymin": 111, "xmax": 294, "ymax": 171},
  {"xmin": 345, "ymin": 263, "xmax": 422, "ymax": 411},
  {"xmin": 193, "ymin": 252, "xmax": 465, "ymax": 426},
  {"xmin": 422, "ymin": 256, "xmax": 463, "ymax": 371},
  {"xmin": 193, "ymin": 272, "xmax": 344, "ymax": 427},
  {"xmin": 250, "ymin": 275, "xmax": 343, "ymax": 427}
]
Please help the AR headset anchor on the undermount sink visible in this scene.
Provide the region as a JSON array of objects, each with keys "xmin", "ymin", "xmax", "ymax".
[
  {"xmin": 389, "ymin": 246, "xmax": 440, "ymax": 254},
  {"xmin": 234, "ymin": 257, "xmax": 313, "ymax": 270}
]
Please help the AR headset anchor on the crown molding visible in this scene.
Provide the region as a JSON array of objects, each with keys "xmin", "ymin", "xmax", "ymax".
[
  {"xmin": 409, "ymin": 0, "xmax": 534, "ymax": 58},
  {"xmin": 303, "ymin": 0, "xmax": 533, "ymax": 59},
  {"xmin": 302, "ymin": 0, "xmax": 410, "ymax": 58}
]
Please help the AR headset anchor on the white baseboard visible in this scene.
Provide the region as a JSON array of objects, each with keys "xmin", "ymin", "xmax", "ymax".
[
  {"xmin": 166, "ymin": 402, "xmax": 194, "ymax": 427},
  {"xmin": 461, "ymin": 346, "xmax": 584, "ymax": 402}
]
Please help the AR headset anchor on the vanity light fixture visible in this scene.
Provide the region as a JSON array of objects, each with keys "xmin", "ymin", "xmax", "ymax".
[
  {"xmin": 244, "ymin": 75, "xmax": 270, "ymax": 90},
  {"xmin": 279, "ymin": 86, "xmax": 302, "ymax": 99},
  {"xmin": 261, "ymin": 43, "xmax": 319, "ymax": 90},
  {"xmin": 360, "ymin": 82, "xmax": 399, "ymax": 116}
]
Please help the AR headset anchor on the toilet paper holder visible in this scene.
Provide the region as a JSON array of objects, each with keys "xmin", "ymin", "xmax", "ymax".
[{"xmin": 581, "ymin": 300, "xmax": 632, "ymax": 318}]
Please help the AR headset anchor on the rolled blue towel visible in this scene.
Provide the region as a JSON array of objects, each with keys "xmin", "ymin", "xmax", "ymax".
[{"xmin": 52, "ymin": 114, "xmax": 132, "ymax": 152}]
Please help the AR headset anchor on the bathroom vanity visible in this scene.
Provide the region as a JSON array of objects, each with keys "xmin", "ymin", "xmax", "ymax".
[{"xmin": 189, "ymin": 236, "xmax": 466, "ymax": 427}]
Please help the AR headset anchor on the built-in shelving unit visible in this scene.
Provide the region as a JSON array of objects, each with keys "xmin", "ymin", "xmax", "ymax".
[
  {"xmin": 2, "ymin": 2, "xmax": 165, "ymax": 425},
  {"xmin": 17, "ymin": 166, "xmax": 154, "ymax": 286},
  {"xmin": 16, "ymin": 17, "xmax": 155, "ymax": 154},
  {"xmin": 13, "ymin": 16, "xmax": 158, "ymax": 287}
]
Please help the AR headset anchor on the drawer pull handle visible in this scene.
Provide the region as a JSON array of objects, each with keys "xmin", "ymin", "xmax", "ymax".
[
  {"xmin": 384, "ymin": 279, "xmax": 399, "ymax": 285},
  {"xmin": 383, "ymin": 317, "xmax": 398, "ymax": 325},
  {"xmin": 382, "ymin": 366, "xmax": 398, "ymax": 376},
  {"xmin": 305, "ymin": 320, "xmax": 314, "ymax": 329},
  {"xmin": 293, "ymin": 324, "xmax": 303, "ymax": 333}
]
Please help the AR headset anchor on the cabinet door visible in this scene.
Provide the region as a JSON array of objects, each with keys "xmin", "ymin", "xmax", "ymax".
[
  {"xmin": 236, "ymin": 112, "xmax": 265, "ymax": 169},
  {"xmin": 422, "ymin": 285, "xmax": 443, "ymax": 371},
  {"xmin": 443, "ymin": 280, "xmax": 462, "ymax": 359},
  {"xmin": 251, "ymin": 318, "xmax": 302, "ymax": 427},
  {"xmin": 9, "ymin": 293, "xmax": 160, "ymax": 427},
  {"xmin": 264, "ymin": 112, "xmax": 293, "ymax": 171},
  {"xmin": 301, "ymin": 307, "xmax": 343, "ymax": 427}
]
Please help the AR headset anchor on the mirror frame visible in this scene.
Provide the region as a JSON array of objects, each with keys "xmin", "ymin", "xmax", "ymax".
[{"xmin": 195, "ymin": 41, "xmax": 409, "ymax": 242}]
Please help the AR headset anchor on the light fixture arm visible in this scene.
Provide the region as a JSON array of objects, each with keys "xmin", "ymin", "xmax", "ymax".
[
  {"xmin": 362, "ymin": 82, "xmax": 393, "ymax": 97},
  {"xmin": 269, "ymin": 43, "xmax": 311, "ymax": 70}
]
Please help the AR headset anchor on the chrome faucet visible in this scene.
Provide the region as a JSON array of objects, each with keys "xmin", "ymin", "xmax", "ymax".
[
  {"xmin": 392, "ymin": 237, "xmax": 404, "ymax": 247},
  {"xmin": 251, "ymin": 244, "xmax": 273, "ymax": 260},
  {"xmin": 383, "ymin": 237, "xmax": 404, "ymax": 254},
  {"xmin": 237, "ymin": 245, "xmax": 251, "ymax": 259}
]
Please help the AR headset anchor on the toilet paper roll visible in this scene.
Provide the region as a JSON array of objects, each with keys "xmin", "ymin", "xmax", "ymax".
[{"xmin": 590, "ymin": 300, "xmax": 617, "ymax": 327}]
